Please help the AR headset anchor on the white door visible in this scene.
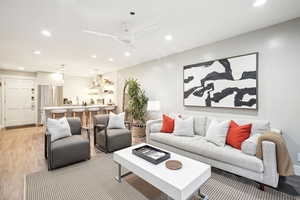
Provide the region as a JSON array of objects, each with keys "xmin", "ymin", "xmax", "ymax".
[{"xmin": 4, "ymin": 78, "xmax": 36, "ymax": 127}]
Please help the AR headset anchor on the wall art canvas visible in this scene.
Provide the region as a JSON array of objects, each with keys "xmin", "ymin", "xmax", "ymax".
[{"xmin": 183, "ymin": 53, "xmax": 258, "ymax": 109}]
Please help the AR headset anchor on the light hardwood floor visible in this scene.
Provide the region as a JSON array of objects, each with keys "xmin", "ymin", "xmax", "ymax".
[{"xmin": 0, "ymin": 126, "xmax": 144, "ymax": 200}]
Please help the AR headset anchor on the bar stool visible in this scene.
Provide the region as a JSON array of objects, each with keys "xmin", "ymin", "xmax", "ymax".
[
  {"xmin": 51, "ymin": 109, "xmax": 67, "ymax": 119},
  {"xmin": 86, "ymin": 107, "xmax": 100, "ymax": 128},
  {"xmin": 104, "ymin": 106, "xmax": 115, "ymax": 114},
  {"xmin": 71, "ymin": 108, "xmax": 86, "ymax": 126}
]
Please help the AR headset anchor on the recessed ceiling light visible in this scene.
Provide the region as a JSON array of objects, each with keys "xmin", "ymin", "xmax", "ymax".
[
  {"xmin": 108, "ymin": 58, "xmax": 114, "ymax": 62},
  {"xmin": 41, "ymin": 30, "xmax": 52, "ymax": 37},
  {"xmin": 91, "ymin": 54, "xmax": 97, "ymax": 58},
  {"xmin": 18, "ymin": 67, "xmax": 24, "ymax": 70},
  {"xmin": 124, "ymin": 52, "xmax": 131, "ymax": 57},
  {"xmin": 164, "ymin": 34, "xmax": 173, "ymax": 41},
  {"xmin": 253, "ymin": 0, "xmax": 267, "ymax": 7},
  {"xmin": 33, "ymin": 50, "xmax": 41, "ymax": 55}
]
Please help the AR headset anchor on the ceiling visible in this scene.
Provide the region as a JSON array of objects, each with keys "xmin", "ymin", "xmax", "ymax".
[{"xmin": 0, "ymin": 0, "xmax": 300, "ymax": 77}]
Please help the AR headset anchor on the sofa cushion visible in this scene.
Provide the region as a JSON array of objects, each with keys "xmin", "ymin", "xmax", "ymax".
[
  {"xmin": 51, "ymin": 135, "xmax": 90, "ymax": 168},
  {"xmin": 193, "ymin": 116, "xmax": 207, "ymax": 136},
  {"xmin": 241, "ymin": 133, "xmax": 262, "ymax": 156},
  {"xmin": 107, "ymin": 128, "xmax": 131, "ymax": 139},
  {"xmin": 52, "ymin": 135, "xmax": 89, "ymax": 152},
  {"xmin": 107, "ymin": 129, "xmax": 131, "ymax": 152},
  {"xmin": 206, "ymin": 117, "xmax": 270, "ymax": 136},
  {"xmin": 150, "ymin": 133, "xmax": 264, "ymax": 173}
]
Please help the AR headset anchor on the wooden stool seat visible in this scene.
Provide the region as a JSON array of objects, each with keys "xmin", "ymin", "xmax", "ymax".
[
  {"xmin": 72, "ymin": 108, "xmax": 85, "ymax": 112},
  {"xmin": 87, "ymin": 107, "xmax": 100, "ymax": 112},
  {"xmin": 51, "ymin": 109, "xmax": 67, "ymax": 119},
  {"xmin": 103, "ymin": 106, "xmax": 115, "ymax": 114}
]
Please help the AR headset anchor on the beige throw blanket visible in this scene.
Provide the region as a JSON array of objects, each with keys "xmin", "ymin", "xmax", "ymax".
[{"xmin": 256, "ymin": 132, "xmax": 294, "ymax": 176}]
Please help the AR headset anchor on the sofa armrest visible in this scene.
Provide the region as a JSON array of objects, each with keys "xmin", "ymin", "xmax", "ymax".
[
  {"xmin": 146, "ymin": 119, "xmax": 162, "ymax": 143},
  {"xmin": 270, "ymin": 128, "xmax": 282, "ymax": 135},
  {"xmin": 262, "ymin": 141, "xmax": 279, "ymax": 188}
]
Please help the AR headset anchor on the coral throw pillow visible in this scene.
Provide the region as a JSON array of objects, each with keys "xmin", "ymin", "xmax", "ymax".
[
  {"xmin": 160, "ymin": 114, "xmax": 174, "ymax": 133},
  {"xmin": 226, "ymin": 120, "xmax": 252, "ymax": 150}
]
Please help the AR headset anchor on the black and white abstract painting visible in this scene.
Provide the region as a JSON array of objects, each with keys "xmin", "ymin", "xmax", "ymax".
[{"xmin": 183, "ymin": 53, "xmax": 258, "ymax": 109}]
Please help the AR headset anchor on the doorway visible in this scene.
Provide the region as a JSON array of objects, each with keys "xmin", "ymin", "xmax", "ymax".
[{"xmin": 2, "ymin": 77, "xmax": 36, "ymax": 127}]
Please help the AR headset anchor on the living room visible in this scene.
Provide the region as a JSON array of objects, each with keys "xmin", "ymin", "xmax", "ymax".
[{"xmin": 1, "ymin": 0, "xmax": 300, "ymax": 200}]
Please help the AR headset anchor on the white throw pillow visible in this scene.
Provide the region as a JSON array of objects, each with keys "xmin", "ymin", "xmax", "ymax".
[
  {"xmin": 107, "ymin": 112, "xmax": 126, "ymax": 129},
  {"xmin": 205, "ymin": 120, "xmax": 230, "ymax": 147},
  {"xmin": 47, "ymin": 117, "xmax": 72, "ymax": 142},
  {"xmin": 173, "ymin": 116, "xmax": 194, "ymax": 137},
  {"xmin": 241, "ymin": 133, "xmax": 261, "ymax": 156}
]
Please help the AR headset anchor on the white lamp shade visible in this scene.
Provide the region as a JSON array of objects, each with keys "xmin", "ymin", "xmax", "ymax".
[{"xmin": 147, "ymin": 101, "xmax": 161, "ymax": 111}]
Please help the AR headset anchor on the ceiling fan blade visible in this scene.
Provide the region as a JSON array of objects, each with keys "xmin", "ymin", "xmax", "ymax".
[
  {"xmin": 83, "ymin": 30, "xmax": 129, "ymax": 45},
  {"xmin": 83, "ymin": 30, "xmax": 118, "ymax": 39}
]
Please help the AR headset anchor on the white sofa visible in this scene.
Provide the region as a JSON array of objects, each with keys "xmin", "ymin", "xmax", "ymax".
[{"xmin": 146, "ymin": 115, "xmax": 280, "ymax": 188}]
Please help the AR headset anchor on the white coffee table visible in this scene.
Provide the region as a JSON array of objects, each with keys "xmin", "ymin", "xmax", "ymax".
[{"xmin": 113, "ymin": 143, "xmax": 211, "ymax": 200}]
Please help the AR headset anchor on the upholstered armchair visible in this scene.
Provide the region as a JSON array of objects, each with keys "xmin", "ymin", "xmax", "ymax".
[
  {"xmin": 44, "ymin": 118, "xmax": 91, "ymax": 170},
  {"xmin": 93, "ymin": 114, "xmax": 132, "ymax": 153}
]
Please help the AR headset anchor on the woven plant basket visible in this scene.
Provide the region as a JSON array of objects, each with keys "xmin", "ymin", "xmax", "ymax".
[{"xmin": 132, "ymin": 120, "xmax": 146, "ymax": 138}]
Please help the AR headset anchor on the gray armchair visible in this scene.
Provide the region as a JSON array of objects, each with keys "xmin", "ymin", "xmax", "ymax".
[
  {"xmin": 45, "ymin": 118, "xmax": 91, "ymax": 170},
  {"xmin": 94, "ymin": 114, "xmax": 132, "ymax": 153}
]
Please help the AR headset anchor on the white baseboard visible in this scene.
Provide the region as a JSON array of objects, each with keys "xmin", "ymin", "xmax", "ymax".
[{"xmin": 294, "ymin": 165, "xmax": 300, "ymax": 176}]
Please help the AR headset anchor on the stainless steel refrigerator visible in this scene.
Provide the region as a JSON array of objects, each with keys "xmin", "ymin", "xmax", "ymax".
[{"xmin": 37, "ymin": 85, "xmax": 63, "ymax": 124}]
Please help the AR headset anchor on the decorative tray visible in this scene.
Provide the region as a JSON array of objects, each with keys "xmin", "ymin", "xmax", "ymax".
[{"xmin": 132, "ymin": 145, "xmax": 170, "ymax": 165}]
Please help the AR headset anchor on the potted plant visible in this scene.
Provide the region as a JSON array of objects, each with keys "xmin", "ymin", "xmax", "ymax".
[{"xmin": 126, "ymin": 78, "xmax": 148, "ymax": 137}]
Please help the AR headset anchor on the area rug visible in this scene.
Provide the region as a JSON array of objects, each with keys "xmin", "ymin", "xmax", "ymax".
[{"xmin": 25, "ymin": 156, "xmax": 296, "ymax": 200}]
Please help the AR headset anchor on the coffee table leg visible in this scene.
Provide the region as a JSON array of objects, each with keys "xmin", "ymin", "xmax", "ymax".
[
  {"xmin": 197, "ymin": 189, "xmax": 208, "ymax": 200},
  {"xmin": 115, "ymin": 163, "xmax": 122, "ymax": 183},
  {"xmin": 114, "ymin": 163, "xmax": 132, "ymax": 183}
]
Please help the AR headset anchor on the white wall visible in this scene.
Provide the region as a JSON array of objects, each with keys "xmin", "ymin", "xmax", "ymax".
[
  {"xmin": 36, "ymin": 72, "xmax": 91, "ymax": 101},
  {"xmin": 0, "ymin": 76, "xmax": 2, "ymax": 129},
  {"xmin": 36, "ymin": 72, "xmax": 64, "ymax": 86},
  {"xmin": 63, "ymin": 75, "xmax": 91, "ymax": 101},
  {"xmin": 114, "ymin": 18, "xmax": 300, "ymax": 164}
]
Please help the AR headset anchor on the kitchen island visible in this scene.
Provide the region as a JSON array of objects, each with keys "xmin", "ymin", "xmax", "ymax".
[{"xmin": 42, "ymin": 104, "xmax": 116, "ymax": 125}]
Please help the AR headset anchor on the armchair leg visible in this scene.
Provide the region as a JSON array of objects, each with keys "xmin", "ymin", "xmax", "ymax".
[
  {"xmin": 95, "ymin": 144, "xmax": 109, "ymax": 153},
  {"xmin": 47, "ymin": 160, "xmax": 51, "ymax": 171},
  {"xmin": 259, "ymin": 183, "xmax": 265, "ymax": 191},
  {"xmin": 44, "ymin": 135, "xmax": 47, "ymax": 159},
  {"xmin": 94, "ymin": 127, "xmax": 97, "ymax": 146}
]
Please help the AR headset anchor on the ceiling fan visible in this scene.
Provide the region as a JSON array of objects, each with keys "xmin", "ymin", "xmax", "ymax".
[{"xmin": 83, "ymin": 22, "xmax": 159, "ymax": 49}]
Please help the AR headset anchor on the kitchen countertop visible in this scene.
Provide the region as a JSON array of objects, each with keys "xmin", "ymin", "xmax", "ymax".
[{"xmin": 43, "ymin": 104, "xmax": 116, "ymax": 110}]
